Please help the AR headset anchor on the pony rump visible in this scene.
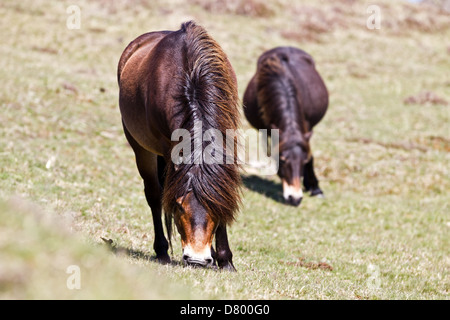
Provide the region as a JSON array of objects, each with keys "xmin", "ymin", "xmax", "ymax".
[{"xmin": 162, "ymin": 21, "xmax": 242, "ymax": 237}]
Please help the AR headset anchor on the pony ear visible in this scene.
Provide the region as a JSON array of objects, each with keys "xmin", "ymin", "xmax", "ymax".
[
  {"xmin": 304, "ymin": 131, "xmax": 313, "ymax": 141},
  {"xmin": 176, "ymin": 196, "xmax": 183, "ymax": 205}
]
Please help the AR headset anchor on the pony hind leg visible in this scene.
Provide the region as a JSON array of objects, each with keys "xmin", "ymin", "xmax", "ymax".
[
  {"xmin": 303, "ymin": 156, "xmax": 324, "ymax": 198},
  {"xmin": 122, "ymin": 123, "xmax": 171, "ymax": 264}
]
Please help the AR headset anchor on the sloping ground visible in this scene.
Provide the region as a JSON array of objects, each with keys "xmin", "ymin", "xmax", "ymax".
[
  {"xmin": 0, "ymin": 198, "xmax": 192, "ymax": 299},
  {"xmin": 0, "ymin": 0, "xmax": 448, "ymax": 299}
]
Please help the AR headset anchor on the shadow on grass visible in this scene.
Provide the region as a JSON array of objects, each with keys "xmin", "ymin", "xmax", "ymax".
[
  {"xmin": 101, "ymin": 237, "xmax": 182, "ymax": 267},
  {"xmin": 241, "ymin": 174, "xmax": 284, "ymax": 204}
]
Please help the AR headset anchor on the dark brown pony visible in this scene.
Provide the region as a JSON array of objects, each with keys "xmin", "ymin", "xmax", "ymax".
[
  {"xmin": 243, "ymin": 46, "xmax": 328, "ymax": 206},
  {"xmin": 118, "ymin": 21, "xmax": 241, "ymax": 270}
]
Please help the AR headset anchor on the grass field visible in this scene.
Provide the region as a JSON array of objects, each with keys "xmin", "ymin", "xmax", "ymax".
[{"xmin": 0, "ymin": 0, "xmax": 449, "ymax": 299}]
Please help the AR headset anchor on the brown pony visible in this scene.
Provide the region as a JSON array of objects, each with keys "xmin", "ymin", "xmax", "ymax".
[
  {"xmin": 243, "ymin": 46, "xmax": 328, "ymax": 206},
  {"xmin": 118, "ymin": 21, "xmax": 241, "ymax": 270}
]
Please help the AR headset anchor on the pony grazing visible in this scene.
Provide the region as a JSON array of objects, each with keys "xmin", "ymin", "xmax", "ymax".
[
  {"xmin": 243, "ymin": 46, "xmax": 328, "ymax": 206},
  {"xmin": 118, "ymin": 21, "xmax": 241, "ymax": 270}
]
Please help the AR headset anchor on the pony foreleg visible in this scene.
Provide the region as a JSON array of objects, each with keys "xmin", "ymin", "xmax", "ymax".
[
  {"xmin": 143, "ymin": 181, "xmax": 170, "ymax": 264},
  {"xmin": 122, "ymin": 123, "xmax": 170, "ymax": 264},
  {"xmin": 215, "ymin": 223, "xmax": 236, "ymax": 271},
  {"xmin": 303, "ymin": 156, "xmax": 324, "ymax": 198}
]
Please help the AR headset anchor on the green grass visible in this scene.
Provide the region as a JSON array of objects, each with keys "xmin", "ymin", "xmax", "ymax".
[
  {"xmin": 0, "ymin": 198, "xmax": 194, "ymax": 299},
  {"xmin": 0, "ymin": 0, "xmax": 449, "ymax": 299}
]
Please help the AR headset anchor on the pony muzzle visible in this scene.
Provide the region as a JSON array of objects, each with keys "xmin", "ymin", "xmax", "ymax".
[
  {"xmin": 182, "ymin": 245, "xmax": 214, "ymax": 268},
  {"xmin": 282, "ymin": 180, "xmax": 303, "ymax": 206}
]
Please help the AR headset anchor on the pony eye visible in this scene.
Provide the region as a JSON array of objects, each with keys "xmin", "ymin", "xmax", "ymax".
[{"xmin": 175, "ymin": 201, "xmax": 186, "ymax": 213}]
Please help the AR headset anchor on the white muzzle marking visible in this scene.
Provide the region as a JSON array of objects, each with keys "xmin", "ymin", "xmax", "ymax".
[
  {"xmin": 282, "ymin": 180, "xmax": 303, "ymax": 201},
  {"xmin": 182, "ymin": 245, "xmax": 212, "ymax": 265}
]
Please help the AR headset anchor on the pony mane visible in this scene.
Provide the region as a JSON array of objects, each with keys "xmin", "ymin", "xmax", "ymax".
[
  {"xmin": 256, "ymin": 53, "xmax": 308, "ymax": 149},
  {"xmin": 162, "ymin": 21, "xmax": 241, "ymax": 227}
]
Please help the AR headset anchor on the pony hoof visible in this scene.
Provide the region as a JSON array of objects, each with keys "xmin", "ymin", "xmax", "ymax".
[
  {"xmin": 310, "ymin": 189, "xmax": 325, "ymax": 198},
  {"xmin": 219, "ymin": 261, "xmax": 237, "ymax": 272},
  {"xmin": 157, "ymin": 255, "xmax": 171, "ymax": 265}
]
